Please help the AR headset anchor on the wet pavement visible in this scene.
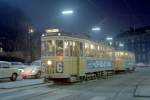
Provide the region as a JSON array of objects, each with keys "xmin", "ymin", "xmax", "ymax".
[{"xmin": 0, "ymin": 67, "xmax": 150, "ymax": 100}]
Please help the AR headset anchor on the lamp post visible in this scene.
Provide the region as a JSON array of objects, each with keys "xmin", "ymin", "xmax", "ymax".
[{"xmin": 28, "ymin": 28, "xmax": 34, "ymax": 62}]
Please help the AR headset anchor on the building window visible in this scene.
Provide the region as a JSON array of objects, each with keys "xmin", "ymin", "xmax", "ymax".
[
  {"xmin": 138, "ymin": 54, "xmax": 141, "ymax": 62},
  {"xmin": 0, "ymin": 47, "xmax": 3, "ymax": 53},
  {"xmin": 143, "ymin": 48, "xmax": 145, "ymax": 52},
  {"xmin": 142, "ymin": 54, "xmax": 146, "ymax": 61}
]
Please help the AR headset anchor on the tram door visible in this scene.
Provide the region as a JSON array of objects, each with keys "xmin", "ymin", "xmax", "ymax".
[
  {"xmin": 64, "ymin": 40, "xmax": 83, "ymax": 76},
  {"xmin": 72, "ymin": 41, "xmax": 83, "ymax": 77},
  {"xmin": 55, "ymin": 40, "xmax": 64, "ymax": 74},
  {"xmin": 68, "ymin": 41, "xmax": 81, "ymax": 76},
  {"xmin": 70, "ymin": 41, "xmax": 79, "ymax": 76}
]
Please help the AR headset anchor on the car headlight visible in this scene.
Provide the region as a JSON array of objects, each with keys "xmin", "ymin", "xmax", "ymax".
[
  {"xmin": 32, "ymin": 70, "xmax": 36, "ymax": 73},
  {"xmin": 21, "ymin": 70, "xmax": 24, "ymax": 73},
  {"xmin": 47, "ymin": 60, "xmax": 52, "ymax": 65}
]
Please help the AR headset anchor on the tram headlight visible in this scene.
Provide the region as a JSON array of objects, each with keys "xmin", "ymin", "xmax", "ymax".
[{"xmin": 47, "ymin": 60, "xmax": 52, "ymax": 66}]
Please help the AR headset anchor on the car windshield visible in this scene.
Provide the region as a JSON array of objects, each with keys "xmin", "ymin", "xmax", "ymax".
[
  {"xmin": 11, "ymin": 62, "xmax": 23, "ymax": 65},
  {"xmin": 31, "ymin": 61, "xmax": 41, "ymax": 66}
]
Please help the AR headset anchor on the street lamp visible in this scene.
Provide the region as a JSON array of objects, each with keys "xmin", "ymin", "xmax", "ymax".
[
  {"xmin": 106, "ymin": 37, "xmax": 113, "ymax": 46},
  {"xmin": 91, "ymin": 27, "xmax": 101, "ymax": 31},
  {"xmin": 61, "ymin": 10, "xmax": 74, "ymax": 15},
  {"xmin": 89, "ymin": 27, "xmax": 101, "ymax": 39},
  {"xmin": 106, "ymin": 37, "xmax": 113, "ymax": 41}
]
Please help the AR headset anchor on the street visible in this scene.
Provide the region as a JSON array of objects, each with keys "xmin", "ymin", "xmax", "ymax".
[{"xmin": 0, "ymin": 67, "xmax": 149, "ymax": 100}]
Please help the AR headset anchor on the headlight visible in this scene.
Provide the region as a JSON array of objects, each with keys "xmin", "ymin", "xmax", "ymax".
[
  {"xmin": 21, "ymin": 70, "xmax": 24, "ymax": 73},
  {"xmin": 32, "ymin": 70, "xmax": 36, "ymax": 73},
  {"xmin": 47, "ymin": 60, "xmax": 52, "ymax": 65}
]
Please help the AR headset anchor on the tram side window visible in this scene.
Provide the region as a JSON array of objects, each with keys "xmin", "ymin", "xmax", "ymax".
[
  {"xmin": 41, "ymin": 41, "xmax": 46, "ymax": 56},
  {"xmin": 64, "ymin": 41, "xmax": 69, "ymax": 56},
  {"xmin": 108, "ymin": 49, "xmax": 113, "ymax": 58},
  {"xmin": 102, "ymin": 46, "xmax": 106, "ymax": 58},
  {"xmin": 68, "ymin": 41, "xmax": 82, "ymax": 57},
  {"xmin": 105, "ymin": 47, "xmax": 109, "ymax": 58},
  {"xmin": 89, "ymin": 44, "xmax": 95, "ymax": 57},
  {"xmin": 69, "ymin": 41, "xmax": 73, "ymax": 56},
  {"xmin": 73, "ymin": 41, "xmax": 80, "ymax": 56},
  {"xmin": 99, "ymin": 45, "xmax": 102, "ymax": 58},
  {"xmin": 56, "ymin": 40, "xmax": 63, "ymax": 56},
  {"xmin": 80, "ymin": 42, "xmax": 83, "ymax": 56},
  {"xmin": 72, "ymin": 42, "xmax": 76, "ymax": 56},
  {"xmin": 85, "ymin": 43, "xmax": 90, "ymax": 57},
  {"xmin": 47, "ymin": 40, "xmax": 55, "ymax": 56}
]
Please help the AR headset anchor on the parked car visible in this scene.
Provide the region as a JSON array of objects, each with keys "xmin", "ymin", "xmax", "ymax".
[
  {"xmin": 21, "ymin": 60, "xmax": 41, "ymax": 78},
  {"xmin": 11, "ymin": 62, "xmax": 27, "ymax": 72},
  {"xmin": 0, "ymin": 61, "xmax": 20, "ymax": 81}
]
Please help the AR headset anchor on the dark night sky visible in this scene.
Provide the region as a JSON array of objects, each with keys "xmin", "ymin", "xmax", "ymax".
[{"xmin": 1, "ymin": 0, "xmax": 150, "ymax": 39}]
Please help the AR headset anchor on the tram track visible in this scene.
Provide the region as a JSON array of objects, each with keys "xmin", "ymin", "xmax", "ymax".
[
  {"xmin": 0, "ymin": 83, "xmax": 51, "ymax": 96},
  {"xmin": 10, "ymin": 75, "xmax": 130, "ymax": 100},
  {"xmin": 1, "ymin": 68, "xmax": 149, "ymax": 100},
  {"xmin": 12, "ymin": 74, "xmax": 133, "ymax": 100}
]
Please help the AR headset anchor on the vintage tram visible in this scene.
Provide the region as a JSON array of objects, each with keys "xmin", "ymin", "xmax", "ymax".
[{"xmin": 41, "ymin": 29, "xmax": 135, "ymax": 82}]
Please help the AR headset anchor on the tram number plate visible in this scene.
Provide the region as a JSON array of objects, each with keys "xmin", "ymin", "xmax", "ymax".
[{"xmin": 56, "ymin": 62, "xmax": 63, "ymax": 73}]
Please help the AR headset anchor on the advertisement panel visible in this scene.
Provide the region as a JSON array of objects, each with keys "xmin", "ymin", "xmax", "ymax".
[{"xmin": 87, "ymin": 60, "xmax": 112, "ymax": 69}]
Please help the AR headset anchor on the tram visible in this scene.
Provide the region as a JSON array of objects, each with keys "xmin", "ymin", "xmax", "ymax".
[
  {"xmin": 41, "ymin": 29, "xmax": 115, "ymax": 82},
  {"xmin": 114, "ymin": 51, "xmax": 135, "ymax": 72}
]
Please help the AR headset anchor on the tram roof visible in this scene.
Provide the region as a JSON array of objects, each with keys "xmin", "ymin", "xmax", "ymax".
[
  {"xmin": 42, "ymin": 31, "xmax": 107, "ymax": 44},
  {"xmin": 115, "ymin": 50, "xmax": 134, "ymax": 54}
]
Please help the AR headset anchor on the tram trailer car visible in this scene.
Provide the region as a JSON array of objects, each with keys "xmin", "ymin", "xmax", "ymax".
[
  {"xmin": 41, "ymin": 30, "xmax": 115, "ymax": 82},
  {"xmin": 114, "ymin": 51, "xmax": 136, "ymax": 72}
]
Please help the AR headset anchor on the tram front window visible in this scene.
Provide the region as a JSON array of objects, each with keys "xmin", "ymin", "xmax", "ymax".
[
  {"xmin": 47, "ymin": 40, "xmax": 55, "ymax": 56},
  {"xmin": 41, "ymin": 41, "xmax": 46, "ymax": 56},
  {"xmin": 56, "ymin": 40, "xmax": 63, "ymax": 56}
]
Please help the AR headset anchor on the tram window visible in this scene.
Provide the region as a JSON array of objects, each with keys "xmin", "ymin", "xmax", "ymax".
[
  {"xmin": 80, "ymin": 42, "xmax": 83, "ymax": 56},
  {"xmin": 41, "ymin": 41, "xmax": 46, "ymax": 56},
  {"xmin": 102, "ymin": 46, "xmax": 106, "ymax": 58},
  {"xmin": 85, "ymin": 43, "xmax": 90, "ymax": 57},
  {"xmin": 105, "ymin": 48, "xmax": 109, "ymax": 58},
  {"xmin": 73, "ymin": 41, "xmax": 80, "ymax": 56},
  {"xmin": 99, "ymin": 45, "xmax": 102, "ymax": 58},
  {"xmin": 47, "ymin": 40, "xmax": 55, "ymax": 56},
  {"xmin": 89, "ymin": 44, "xmax": 95, "ymax": 57},
  {"xmin": 64, "ymin": 41, "xmax": 69, "ymax": 56},
  {"xmin": 69, "ymin": 41, "xmax": 73, "ymax": 56},
  {"xmin": 56, "ymin": 40, "xmax": 63, "ymax": 56},
  {"xmin": 72, "ymin": 41, "xmax": 75, "ymax": 56},
  {"xmin": 96, "ymin": 45, "xmax": 100, "ymax": 57}
]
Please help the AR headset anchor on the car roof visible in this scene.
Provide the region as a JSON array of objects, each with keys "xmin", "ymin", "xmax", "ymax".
[
  {"xmin": 0, "ymin": 61, "xmax": 11, "ymax": 64},
  {"xmin": 11, "ymin": 62, "xmax": 23, "ymax": 64},
  {"xmin": 32, "ymin": 60, "xmax": 41, "ymax": 63}
]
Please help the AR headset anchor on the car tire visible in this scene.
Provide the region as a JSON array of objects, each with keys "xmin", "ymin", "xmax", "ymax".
[
  {"xmin": 35, "ymin": 71, "xmax": 41, "ymax": 79},
  {"xmin": 10, "ymin": 73, "xmax": 17, "ymax": 81}
]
